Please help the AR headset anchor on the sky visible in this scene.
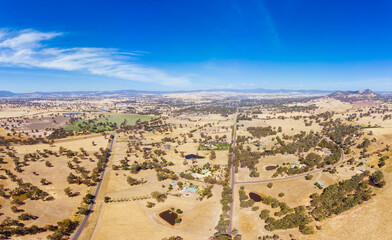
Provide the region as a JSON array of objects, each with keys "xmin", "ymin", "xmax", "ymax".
[{"xmin": 0, "ymin": 0, "xmax": 391, "ymax": 92}]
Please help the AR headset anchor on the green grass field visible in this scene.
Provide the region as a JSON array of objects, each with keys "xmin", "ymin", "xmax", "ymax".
[
  {"xmin": 198, "ymin": 142, "xmax": 231, "ymax": 150},
  {"xmin": 64, "ymin": 113, "xmax": 155, "ymax": 132}
]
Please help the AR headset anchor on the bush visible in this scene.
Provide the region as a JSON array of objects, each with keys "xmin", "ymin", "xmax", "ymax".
[
  {"xmin": 251, "ymin": 206, "xmax": 259, "ymax": 211},
  {"xmin": 267, "ymin": 183, "xmax": 273, "ymax": 188},
  {"xmin": 259, "ymin": 209, "xmax": 270, "ymax": 219},
  {"xmin": 305, "ymin": 175, "xmax": 313, "ymax": 180},
  {"xmin": 299, "ymin": 225, "xmax": 315, "ymax": 235},
  {"xmin": 146, "ymin": 201, "xmax": 155, "ymax": 208},
  {"xmin": 162, "ymin": 237, "xmax": 183, "ymax": 240}
]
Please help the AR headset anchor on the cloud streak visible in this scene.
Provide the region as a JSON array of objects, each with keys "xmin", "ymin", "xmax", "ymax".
[
  {"xmin": 254, "ymin": 0, "xmax": 281, "ymax": 49},
  {"xmin": 0, "ymin": 29, "xmax": 190, "ymax": 87}
]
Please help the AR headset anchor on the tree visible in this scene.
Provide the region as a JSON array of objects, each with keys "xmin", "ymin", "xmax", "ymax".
[
  {"xmin": 83, "ymin": 193, "xmax": 94, "ymax": 204},
  {"xmin": 259, "ymin": 209, "xmax": 270, "ymax": 219},
  {"xmin": 370, "ymin": 170, "xmax": 385, "ymax": 187},
  {"xmin": 18, "ymin": 213, "xmax": 37, "ymax": 221},
  {"xmin": 11, "ymin": 205, "xmax": 20, "ymax": 213},
  {"xmin": 64, "ymin": 187, "xmax": 73, "ymax": 197},
  {"xmin": 40, "ymin": 178, "xmax": 50, "ymax": 185},
  {"xmin": 127, "ymin": 176, "xmax": 141, "ymax": 186},
  {"xmin": 162, "ymin": 237, "xmax": 183, "ymax": 240},
  {"xmin": 210, "ymin": 150, "xmax": 216, "ymax": 160},
  {"xmin": 305, "ymin": 175, "xmax": 313, "ymax": 180},
  {"xmin": 77, "ymin": 205, "xmax": 89, "ymax": 215},
  {"xmin": 151, "ymin": 191, "xmax": 167, "ymax": 202}
]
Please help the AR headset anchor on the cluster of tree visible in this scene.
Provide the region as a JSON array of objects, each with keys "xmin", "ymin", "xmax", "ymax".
[
  {"xmin": 17, "ymin": 213, "xmax": 38, "ymax": 221},
  {"xmin": 151, "ymin": 191, "xmax": 167, "ymax": 202},
  {"xmin": 214, "ymin": 151, "xmax": 233, "ymax": 237},
  {"xmin": 233, "ymin": 144, "xmax": 262, "ymax": 177},
  {"xmin": 0, "ymin": 136, "xmax": 46, "ymax": 146},
  {"xmin": 310, "ymin": 171, "xmax": 378, "ymax": 221},
  {"xmin": 238, "ymin": 186, "xmax": 255, "ymax": 208},
  {"xmin": 272, "ymin": 131, "xmax": 322, "ymax": 155},
  {"xmin": 47, "ymin": 128, "xmax": 74, "ymax": 139},
  {"xmin": 378, "ymin": 156, "xmax": 389, "ymax": 168},
  {"xmin": 264, "ymin": 206, "xmax": 312, "ymax": 232},
  {"xmin": 65, "ymin": 148, "xmax": 108, "ymax": 187},
  {"xmin": 237, "ymin": 114, "xmax": 252, "ymax": 121},
  {"xmin": 276, "ymin": 104, "xmax": 318, "ymax": 113},
  {"xmin": 127, "ymin": 176, "xmax": 144, "ymax": 186},
  {"xmin": 156, "ymin": 168, "xmax": 178, "ymax": 181},
  {"xmin": 5, "ymin": 170, "xmax": 50, "ymax": 201},
  {"xmin": 0, "ymin": 217, "xmax": 46, "ymax": 239},
  {"xmin": 199, "ymin": 185, "xmax": 213, "ymax": 200},
  {"xmin": 318, "ymin": 139, "xmax": 342, "ymax": 165},
  {"xmin": 47, "ymin": 218, "xmax": 79, "ymax": 240},
  {"xmin": 174, "ymin": 105, "xmax": 237, "ymax": 116},
  {"xmin": 321, "ymin": 119, "xmax": 360, "ymax": 145},
  {"xmin": 247, "ymin": 126, "xmax": 277, "ymax": 138}
]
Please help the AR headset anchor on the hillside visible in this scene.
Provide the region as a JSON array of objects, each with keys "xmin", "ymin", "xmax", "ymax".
[{"xmin": 328, "ymin": 89, "xmax": 388, "ymax": 102}]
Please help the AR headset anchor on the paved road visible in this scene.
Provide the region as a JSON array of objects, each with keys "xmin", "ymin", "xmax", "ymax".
[
  {"xmin": 70, "ymin": 132, "xmax": 115, "ymax": 240},
  {"xmin": 235, "ymin": 149, "xmax": 345, "ymax": 184},
  {"xmin": 227, "ymin": 110, "xmax": 238, "ymax": 234}
]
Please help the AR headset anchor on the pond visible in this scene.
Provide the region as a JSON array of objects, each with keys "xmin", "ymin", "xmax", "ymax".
[
  {"xmin": 159, "ymin": 210, "xmax": 178, "ymax": 226},
  {"xmin": 64, "ymin": 112, "xmax": 83, "ymax": 115},
  {"xmin": 185, "ymin": 154, "xmax": 204, "ymax": 159},
  {"xmin": 266, "ymin": 165, "xmax": 276, "ymax": 170},
  {"xmin": 143, "ymin": 147, "xmax": 152, "ymax": 151},
  {"xmin": 249, "ymin": 192, "xmax": 262, "ymax": 202}
]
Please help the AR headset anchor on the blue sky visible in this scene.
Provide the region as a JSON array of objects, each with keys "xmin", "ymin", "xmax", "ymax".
[{"xmin": 0, "ymin": 0, "xmax": 391, "ymax": 92}]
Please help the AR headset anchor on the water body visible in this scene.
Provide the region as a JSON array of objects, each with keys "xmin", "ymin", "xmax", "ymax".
[
  {"xmin": 159, "ymin": 210, "xmax": 178, "ymax": 226},
  {"xmin": 266, "ymin": 165, "xmax": 276, "ymax": 170},
  {"xmin": 64, "ymin": 112, "xmax": 82, "ymax": 115},
  {"xmin": 98, "ymin": 109, "xmax": 109, "ymax": 112},
  {"xmin": 249, "ymin": 192, "xmax": 262, "ymax": 202},
  {"xmin": 185, "ymin": 154, "xmax": 204, "ymax": 159}
]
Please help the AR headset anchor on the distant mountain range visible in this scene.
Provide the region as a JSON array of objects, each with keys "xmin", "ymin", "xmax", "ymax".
[{"xmin": 0, "ymin": 88, "xmax": 390, "ymax": 98}]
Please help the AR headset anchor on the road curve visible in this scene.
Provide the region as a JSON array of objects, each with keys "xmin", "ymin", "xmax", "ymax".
[{"xmin": 70, "ymin": 132, "xmax": 115, "ymax": 240}]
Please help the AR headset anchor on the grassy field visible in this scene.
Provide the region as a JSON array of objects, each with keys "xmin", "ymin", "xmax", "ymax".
[{"xmin": 64, "ymin": 113, "xmax": 155, "ymax": 132}]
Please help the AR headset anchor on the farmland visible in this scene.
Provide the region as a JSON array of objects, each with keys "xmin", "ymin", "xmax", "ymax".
[{"xmin": 0, "ymin": 91, "xmax": 391, "ymax": 240}]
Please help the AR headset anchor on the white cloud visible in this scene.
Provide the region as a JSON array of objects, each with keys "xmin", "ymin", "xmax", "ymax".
[{"xmin": 0, "ymin": 29, "xmax": 190, "ymax": 87}]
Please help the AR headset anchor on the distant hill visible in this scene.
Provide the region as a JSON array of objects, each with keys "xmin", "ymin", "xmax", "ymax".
[
  {"xmin": 328, "ymin": 89, "xmax": 383, "ymax": 102},
  {"xmin": 0, "ymin": 91, "xmax": 17, "ymax": 97}
]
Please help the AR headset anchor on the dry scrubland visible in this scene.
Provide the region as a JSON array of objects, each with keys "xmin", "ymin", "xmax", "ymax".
[
  {"xmin": 86, "ymin": 114, "xmax": 235, "ymax": 240},
  {"xmin": 0, "ymin": 94, "xmax": 391, "ymax": 240}
]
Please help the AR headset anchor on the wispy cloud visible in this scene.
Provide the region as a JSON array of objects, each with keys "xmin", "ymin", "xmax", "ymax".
[
  {"xmin": 0, "ymin": 29, "xmax": 190, "ymax": 87},
  {"xmin": 254, "ymin": 0, "xmax": 281, "ymax": 49}
]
